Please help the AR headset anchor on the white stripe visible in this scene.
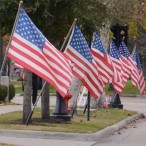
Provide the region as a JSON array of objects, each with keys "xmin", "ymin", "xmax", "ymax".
[
  {"xmin": 65, "ymin": 51, "xmax": 103, "ymax": 95},
  {"xmin": 13, "ymin": 34, "xmax": 71, "ymax": 86},
  {"xmin": 92, "ymin": 48, "xmax": 104, "ymax": 58},
  {"xmin": 8, "ymin": 48, "xmax": 68, "ymax": 94},
  {"xmin": 43, "ymin": 48, "xmax": 71, "ymax": 80},
  {"xmin": 65, "ymin": 48, "xmax": 102, "ymax": 88},
  {"xmin": 45, "ymin": 41, "xmax": 71, "ymax": 70},
  {"xmin": 94, "ymin": 57, "xmax": 113, "ymax": 76}
]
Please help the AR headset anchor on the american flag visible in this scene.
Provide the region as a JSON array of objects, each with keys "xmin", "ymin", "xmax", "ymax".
[
  {"xmin": 132, "ymin": 47, "xmax": 145, "ymax": 95},
  {"xmin": 109, "ymin": 41, "xmax": 124, "ymax": 93},
  {"xmin": 13, "ymin": 62, "xmax": 24, "ymax": 79},
  {"xmin": 7, "ymin": 8, "xmax": 72, "ymax": 97},
  {"xmin": 91, "ymin": 33, "xmax": 113, "ymax": 86},
  {"xmin": 118, "ymin": 41, "xmax": 139, "ymax": 86},
  {"xmin": 65, "ymin": 24, "xmax": 103, "ymax": 98}
]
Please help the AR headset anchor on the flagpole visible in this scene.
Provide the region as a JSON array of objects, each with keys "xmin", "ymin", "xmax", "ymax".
[
  {"xmin": 60, "ymin": 18, "xmax": 77, "ymax": 52},
  {"xmin": 26, "ymin": 81, "xmax": 47, "ymax": 125},
  {"xmin": 131, "ymin": 45, "xmax": 137, "ymax": 57},
  {"xmin": 83, "ymin": 33, "xmax": 96, "ymax": 120},
  {"xmin": 26, "ymin": 18, "xmax": 77, "ymax": 125},
  {"xmin": 87, "ymin": 92, "xmax": 90, "ymax": 121},
  {"xmin": 0, "ymin": 0, "xmax": 23, "ymax": 77}
]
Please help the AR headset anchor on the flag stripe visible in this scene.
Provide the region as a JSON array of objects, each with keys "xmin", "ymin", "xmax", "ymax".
[
  {"xmin": 7, "ymin": 8, "xmax": 73, "ymax": 98},
  {"xmin": 65, "ymin": 47, "xmax": 103, "ymax": 97},
  {"xmin": 66, "ymin": 48, "xmax": 103, "ymax": 90},
  {"xmin": 91, "ymin": 33, "xmax": 114, "ymax": 86},
  {"xmin": 109, "ymin": 41, "xmax": 124, "ymax": 93}
]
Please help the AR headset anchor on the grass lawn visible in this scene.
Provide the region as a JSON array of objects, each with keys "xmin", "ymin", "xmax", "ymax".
[
  {"xmin": 0, "ymin": 108, "xmax": 135, "ymax": 133},
  {"xmin": 104, "ymin": 81, "xmax": 139, "ymax": 95},
  {"xmin": 6, "ymin": 80, "xmax": 137, "ymax": 133},
  {"xmin": 12, "ymin": 80, "xmax": 140, "ymax": 95}
]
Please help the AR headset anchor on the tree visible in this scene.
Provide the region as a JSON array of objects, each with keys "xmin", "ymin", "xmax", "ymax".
[
  {"xmin": 22, "ymin": 69, "xmax": 31, "ymax": 123},
  {"xmin": 41, "ymin": 82, "xmax": 50, "ymax": 119}
]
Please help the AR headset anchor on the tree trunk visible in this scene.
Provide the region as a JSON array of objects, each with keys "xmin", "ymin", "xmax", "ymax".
[
  {"xmin": 100, "ymin": 21, "xmax": 111, "ymax": 51},
  {"xmin": 22, "ymin": 69, "xmax": 32, "ymax": 123},
  {"xmin": 41, "ymin": 82, "xmax": 50, "ymax": 119},
  {"xmin": 69, "ymin": 75, "xmax": 81, "ymax": 114}
]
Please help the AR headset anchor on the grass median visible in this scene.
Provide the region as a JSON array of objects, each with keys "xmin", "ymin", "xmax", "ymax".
[
  {"xmin": 0, "ymin": 108, "xmax": 135, "ymax": 133},
  {"xmin": 13, "ymin": 80, "xmax": 140, "ymax": 95},
  {"xmin": 7, "ymin": 80, "xmax": 137, "ymax": 133}
]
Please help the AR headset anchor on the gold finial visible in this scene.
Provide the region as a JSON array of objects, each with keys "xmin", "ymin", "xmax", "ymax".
[
  {"xmin": 120, "ymin": 30, "xmax": 125, "ymax": 35},
  {"xmin": 20, "ymin": 0, "xmax": 23, "ymax": 5},
  {"xmin": 74, "ymin": 18, "xmax": 77, "ymax": 22}
]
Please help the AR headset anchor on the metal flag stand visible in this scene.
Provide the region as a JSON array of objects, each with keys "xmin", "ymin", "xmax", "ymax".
[
  {"xmin": 83, "ymin": 91, "xmax": 91, "ymax": 121},
  {"xmin": 110, "ymin": 91, "xmax": 123, "ymax": 109}
]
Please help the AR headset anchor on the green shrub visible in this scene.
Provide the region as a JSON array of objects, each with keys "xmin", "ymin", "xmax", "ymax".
[
  {"xmin": 9, "ymin": 84, "xmax": 15, "ymax": 101},
  {"xmin": 0, "ymin": 84, "xmax": 15, "ymax": 101},
  {"xmin": 0, "ymin": 85, "xmax": 7, "ymax": 101}
]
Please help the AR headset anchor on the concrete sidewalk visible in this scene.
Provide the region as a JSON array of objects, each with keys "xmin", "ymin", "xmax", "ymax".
[{"xmin": 0, "ymin": 95, "xmax": 145, "ymax": 146}]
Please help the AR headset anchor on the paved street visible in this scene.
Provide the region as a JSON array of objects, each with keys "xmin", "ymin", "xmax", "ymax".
[
  {"xmin": 0, "ymin": 95, "xmax": 146, "ymax": 146},
  {"xmin": 92, "ymin": 119, "xmax": 146, "ymax": 146},
  {"xmin": 93, "ymin": 96, "xmax": 146, "ymax": 146}
]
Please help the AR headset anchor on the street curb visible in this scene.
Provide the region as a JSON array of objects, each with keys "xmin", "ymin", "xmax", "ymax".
[
  {"xmin": 94, "ymin": 112, "xmax": 144, "ymax": 140},
  {"xmin": 0, "ymin": 113, "xmax": 144, "ymax": 141}
]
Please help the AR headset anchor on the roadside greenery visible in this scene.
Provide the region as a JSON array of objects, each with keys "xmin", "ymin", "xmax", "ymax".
[
  {"xmin": 13, "ymin": 80, "xmax": 140, "ymax": 95},
  {"xmin": 0, "ymin": 108, "xmax": 135, "ymax": 133},
  {"xmin": 0, "ymin": 84, "xmax": 15, "ymax": 101}
]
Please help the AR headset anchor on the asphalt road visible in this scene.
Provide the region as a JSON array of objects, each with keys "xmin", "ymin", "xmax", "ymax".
[{"xmin": 92, "ymin": 96, "xmax": 146, "ymax": 146}]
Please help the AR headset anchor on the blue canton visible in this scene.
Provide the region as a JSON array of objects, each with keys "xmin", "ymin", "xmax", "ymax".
[
  {"xmin": 118, "ymin": 41, "xmax": 130, "ymax": 58},
  {"xmin": 70, "ymin": 24, "xmax": 92, "ymax": 63},
  {"xmin": 132, "ymin": 48, "xmax": 142, "ymax": 70},
  {"xmin": 92, "ymin": 33, "xmax": 106, "ymax": 54},
  {"xmin": 109, "ymin": 41, "xmax": 120, "ymax": 60},
  {"xmin": 15, "ymin": 8, "xmax": 45, "ymax": 50}
]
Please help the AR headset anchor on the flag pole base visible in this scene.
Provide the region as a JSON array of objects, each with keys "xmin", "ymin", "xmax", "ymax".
[
  {"xmin": 51, "ymin": 92, "xmax": 71, "ymax": 122},
  {"xmin": 109, "ymin": 93, "xmax": 123, "ymax": 109},
  {"xmin": 110, "ymin": 104, "xmax": 123, "ymax": 109},
  {"xmin": 50, "ymin": 114, "xmax": 71, "ymax": 121}
]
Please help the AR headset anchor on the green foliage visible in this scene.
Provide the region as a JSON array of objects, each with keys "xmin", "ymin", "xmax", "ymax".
[
  {"xmin": 9, "ymin": 84, "xmax": 15, "ymax": 101},
  {"xmin": 0, "ymin": 0, "xmax": 18, "ymax": 34},
  {"xmin": 0, "ymin": 85, "xmax": 7, "ymax": 101},
  {"xmin": 0, "ymin": 84, "xmax": 15, "ymax": 101},
  {"xmin": 0, "ymin": 0, "xmax": 107, "ymax": 48},
  {"xmin": 105, "ymin": 80, "xmax": 140, "ymax": 95}
]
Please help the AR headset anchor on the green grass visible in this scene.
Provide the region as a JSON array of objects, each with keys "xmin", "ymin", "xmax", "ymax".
[
  {"xmin": 12, "ymin": 80, "xmax": 141, "ymax": 95},
  {"xmin": 105, "ymin": 80, "xmax": 140, "ymax": 94},
  {"xmin": 0, "ymin": 108, "xmax": 135, "ymax": 133},
  {"xmin": 11, "ymin": 81, "xmax": 56, "ymax": 94}
]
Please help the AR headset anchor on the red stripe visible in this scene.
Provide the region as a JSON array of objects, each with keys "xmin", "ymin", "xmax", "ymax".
[
  {"xmin": 91, "ymin": 49, "xmax": 114, "ymax": 85},
  {"xmin": 7, "ymin": 35, "xmax": 72, "ymax": 97},
  {"xmin": 44, "ymin": 45, "xmax": 72, "ymax": 82},
  {"xmin": 138, "ymin": 70, "xmax": 145, "ymax": 95},
  {"xmin": 44, "ymin": 43, "xmax": 72, "ymax": 73},
  {"xmin": 66, "ymin": 49, "xmax": 103, "ymax": 97}
]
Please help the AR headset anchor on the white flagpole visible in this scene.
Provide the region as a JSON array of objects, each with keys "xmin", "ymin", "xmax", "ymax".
[
  {"xmin": 0, "ymin": 0, "xmax": 23, "ymax": 77},
  {"xmin": 131, "ymin": 45, "xmax": 137, "ymax": 57},
  {"xmin": 60, "ymin": 18, "xmax": 77, "ymax": 52}
]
